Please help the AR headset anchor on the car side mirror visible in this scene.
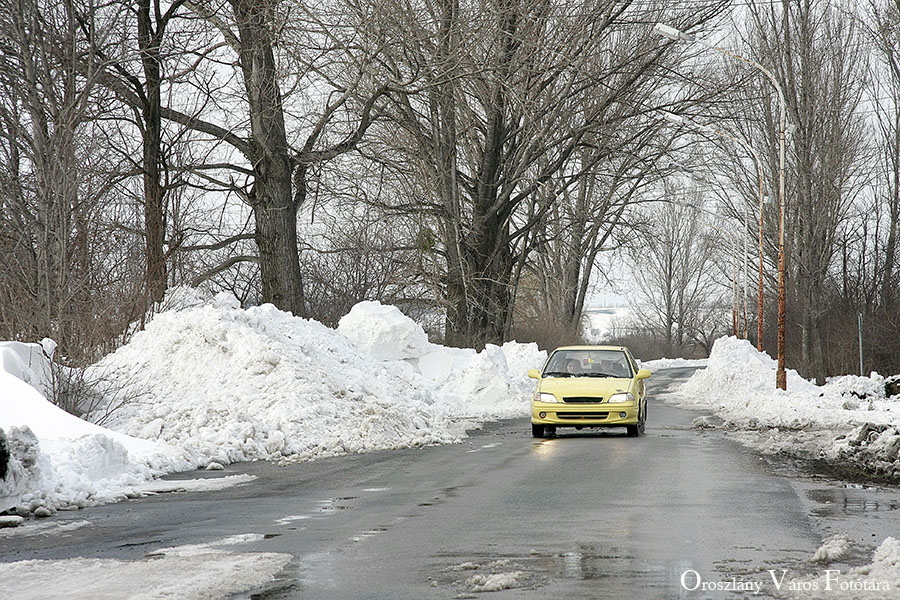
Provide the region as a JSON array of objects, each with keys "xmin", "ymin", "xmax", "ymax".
[
  {"xmin": 527, "ymin": 368, "xmax": 541, "ymax": 379},
  {"xmin": 636, "ymin": 369, "xmax": 652, "ymax": 380}
]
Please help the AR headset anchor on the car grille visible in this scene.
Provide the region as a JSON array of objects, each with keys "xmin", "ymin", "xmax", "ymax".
[
  {"xmin": 562, "ymin": 396, "xmax": 604, "ymax": 403},
  {"xmin": 556, "ymin": 412, "xmax": 609, "ymax": 420}
]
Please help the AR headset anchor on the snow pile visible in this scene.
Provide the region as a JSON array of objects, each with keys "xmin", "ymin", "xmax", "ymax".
[
  {"xmin": 90, "ymin": 295, "xmax": 463, "ymax": 466},
  {"xmin": 502, "ymin": 341, "xmax": 547, "ymax": 385},
  {"xmin": 339, "ymin": 300, "xmax": 546, "ymax": 419},
  {"xmin": 1, "ymin": 295, "xmax": 546, "ymax": 515},
  {"xmin": 423, "ymin": 342, "xmax": 541, "ymax": 419},
  {"xmin": 789, "ymin": 537, "xmax": 900, "ymax": 599},
  {"xmin": 0, "ymin": 370, "xmax": 171, "ymax": 515},
  {"xmin": 337, "ymin": 301, "xmax": 431, "ymax": 360},
  {"xmin": 444, "ymin": 344, "xmax": 523, "ymax": 417},
  {"xmin": 0, "ymin": 340, "xmax": 57, "ymax": 399},
  {"xmin": 679, "ymin": 336, "xmax": 819, "ymax": 407},
  {"xmin": 671, "ymin": 336, "xmax": 900, "ymax": 479},
  {"xmin": 824, "ymin": 373, "xmax": 887, "ymax": 401},
  {"xmin": 811, "ymin": 534, "xmax": 853, "ymax": 564},
  {"xmin": 92, "ymin": 296, "xmax": 545, "ymax": 465}
]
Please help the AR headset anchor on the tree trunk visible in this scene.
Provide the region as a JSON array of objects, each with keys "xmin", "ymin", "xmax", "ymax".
[
  {"xmin": 442, "ymin": 7, "xmax": 516, "ymax": 348},
  {"xmin": 445, "ymin": 218, "xmax": 514, "ymax": 349},
  {"xmin": 562, "ymin": 183, "xmax": 588, "ymax": 330},
  {"xmin": 138, "ymin": 0, "xmax": 167, "ymax": 305},
  {"xmin": 230, "ymin": 0, "xmax": 304, "ymax": 315},
  {"xmin": 252, "ymin": 185, "xmax": 304, "ymax": 315}
]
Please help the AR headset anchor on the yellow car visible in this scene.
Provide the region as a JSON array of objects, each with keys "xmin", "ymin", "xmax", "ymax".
[{"xmin": 528, "ymin": 345, "xmax": 651, "ymax": 438}]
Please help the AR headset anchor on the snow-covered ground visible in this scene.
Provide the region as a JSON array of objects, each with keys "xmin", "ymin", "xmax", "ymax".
[
  {"xmin": 639, "ymin": 356, "xmax": 709, "ymax": 371},
  {"xmin": 1, "ymin": 293, "xmax": 546, "ymax": 518}
]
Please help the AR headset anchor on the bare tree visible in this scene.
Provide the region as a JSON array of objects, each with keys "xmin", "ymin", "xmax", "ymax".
[
  {"xmin": 70, "ymin": 0, "xmax": 195, "ymax": 313},
  {"xmin": 526, "ymin": 149, "xmax": 654, "ymax": 335},
  {"xmin": 826, "ymin": 0, "xmax": 900, "ymax": 375},
  {"xmin": 151, "ymin": 0, "xmax": 388, "ymax": 316},
  {"xmin": 355, "ymin": 0, "xmax": 729, "ymax": 348},
  {"xmin": 741, "ymin": 0, "xmax": 870, "ymax": 383},
  {"xmin": 626, "ymin": 183, "xmax": 724, "ymax": 354},
  {"xmin": 867, "ymin": 0, "xmax": 900, "ymax": 310},
  {"xmin": 0, "ymin": 0, "xmax": 130, "ymax": 362}
]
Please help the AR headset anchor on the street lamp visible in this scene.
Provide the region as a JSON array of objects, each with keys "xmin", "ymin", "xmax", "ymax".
[
  {"xmin": 661, "ymin": 112, "xmax": 766, "ymax": 351},
  {"xmin": 653, "ymin": 22, "xmax": 789, "ymax": 390}
]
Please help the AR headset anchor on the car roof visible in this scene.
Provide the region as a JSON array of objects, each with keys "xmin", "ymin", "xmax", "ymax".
[{"xmin": 552, "ymin": 345, "xmax": 629, "ymax": 352}]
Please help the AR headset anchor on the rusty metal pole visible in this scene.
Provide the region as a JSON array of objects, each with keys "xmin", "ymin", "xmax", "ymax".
[
  {"xmin": 776, "ymin": 114, "xmax": 787, "ymax": 390},
  {"xmin": 732, "ymin": 251, "xmax": 738, "ymax": 337},
  {"xmin": 743, "ymin": 199, "xmax": 749, "ymax": 340}
]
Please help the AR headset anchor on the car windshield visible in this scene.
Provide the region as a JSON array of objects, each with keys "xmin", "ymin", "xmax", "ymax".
[{"xmin": 543, "ymin": 349, "xmax": 633, "ymax": 378}]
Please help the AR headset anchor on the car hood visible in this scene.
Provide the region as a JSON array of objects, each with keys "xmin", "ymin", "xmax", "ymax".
[{"xmin": 538, "ymin": 376, "xmax": 631, "ymax": 400}]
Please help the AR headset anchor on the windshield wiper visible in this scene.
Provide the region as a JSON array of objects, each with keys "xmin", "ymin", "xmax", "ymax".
[{"xmin": 543, "ymin": 371, "xmax": 573, "ymax": 377}]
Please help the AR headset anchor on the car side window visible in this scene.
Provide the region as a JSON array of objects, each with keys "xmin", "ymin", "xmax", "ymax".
[{"xmin": 624, "ymin": 350, "xmax": 638, "ymax": 375}]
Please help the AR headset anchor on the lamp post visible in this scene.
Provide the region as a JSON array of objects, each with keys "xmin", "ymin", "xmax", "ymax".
[
  {"xmin": 661, "ymin": 112, "xmax": 766, "ymax": 350},
  {"xmin": 653, "ymin": 22, "xmax": 788, "ymax": 390}
]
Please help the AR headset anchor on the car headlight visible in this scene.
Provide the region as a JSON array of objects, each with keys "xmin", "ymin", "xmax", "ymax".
[
  {"xmin": 533, "ymin": 392, "xmax": 558, "ymax": 403},
  {"xmin": 607, "ymin": 392, "xmax": 634, "ymax": 403}
]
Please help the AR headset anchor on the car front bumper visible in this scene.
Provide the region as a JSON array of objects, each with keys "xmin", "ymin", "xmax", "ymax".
[{"xmin": 531, "ymin": 402, "xmax": 639, "ymax": 426}]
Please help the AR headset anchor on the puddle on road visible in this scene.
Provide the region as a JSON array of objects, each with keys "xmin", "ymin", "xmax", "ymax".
[
  {"xmin": 431, "ymin": 546, "xmax": 646, "ymax": 595},
  {"xmin": 429, "ymin": 543, "xmax": 822, "ymax": 599},
  {"xmin": 788, "ymin": 475, "xmax": 900, "ymax": 573},
  {"xmin": 315, "ymin": 498, "xmax": 356, "ymax": 514},
  {"xmin": 349, "ymin": 527, "xmax": 388, "ymax": 543},
  {"xmin": 295, "ymin": 550, "xmax": 336, "ymax": 589},
  {"xmin": 806, "ymin": 487, "xmax": 900, "ymax": 516},
  {"xmin": 273, "ymin": 514, "xmax": 313, "ymax": 526}
]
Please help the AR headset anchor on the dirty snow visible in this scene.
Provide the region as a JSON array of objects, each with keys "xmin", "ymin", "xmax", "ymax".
[
  {"xmin": 0, "ymin": 534, "xmax": 293, "ymax": 600},
  {"xmin": 811, "ymin": 534, "xmax": 854, "ymax": 564},
  {"xmin": 467, "ymin": 570, "xmax": 529, "ymax": 592},
  {"xmin": 670, "ymin": 336, "xmax": 900, "ymax": 479},
  {"xmin": 788, "ymin": 537, "xmax": 900, "ymax": 599}
]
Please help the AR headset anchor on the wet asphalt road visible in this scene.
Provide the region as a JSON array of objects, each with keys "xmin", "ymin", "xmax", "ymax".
[{"xmin": 2, "ymin": 368, "xmax": 898, "ymax": 599}]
